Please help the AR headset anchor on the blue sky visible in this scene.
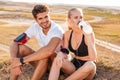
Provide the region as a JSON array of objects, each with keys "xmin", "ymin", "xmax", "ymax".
[{"xmin": 8, "ymin": 0, "xmax": 120, "ymax": 7}]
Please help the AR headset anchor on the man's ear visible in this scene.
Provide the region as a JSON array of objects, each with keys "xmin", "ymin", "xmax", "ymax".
[{"xmin": 34, "ymin": 18, "xmax": 37, "ymax": 22}]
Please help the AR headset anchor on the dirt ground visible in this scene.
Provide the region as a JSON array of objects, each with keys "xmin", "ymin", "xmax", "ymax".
[{"xmin": 0, "ymin": 44, "xmax": 120, "ymax": 80}]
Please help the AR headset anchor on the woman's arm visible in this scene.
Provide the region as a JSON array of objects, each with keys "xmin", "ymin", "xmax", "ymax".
[{"xmin": 75, "ymin": 32, "xmax": 97, "ymax": 62}]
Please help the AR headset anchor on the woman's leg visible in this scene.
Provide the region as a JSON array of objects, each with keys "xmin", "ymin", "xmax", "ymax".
[
  {"xmin": 84, "ymin": 62, "xmax": 96, "ymax": 80},
  {"xmin": 49, "ymin": 53, "xmax": 76, "ymax": 80},
  {"xmin": 61, "ymin": 59, "xmax": 76, "ymax": 75},
  {"xmin": 65, "ymin": 61, "xmax": 96, "ymax": 80},
  {"xmin": 48, "ymin": 52, "xmax": 63, "ymax": 80}
]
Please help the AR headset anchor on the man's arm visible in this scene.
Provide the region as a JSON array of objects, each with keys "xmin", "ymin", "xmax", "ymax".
[{"xmin": 23, "ymin": 37, "xmax": 61, "ymax": 63}]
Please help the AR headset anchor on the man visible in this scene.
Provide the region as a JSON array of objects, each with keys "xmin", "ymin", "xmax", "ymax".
[{"xmin": 10, "ymin": 4, "xmax": 63, "ymax": 80}]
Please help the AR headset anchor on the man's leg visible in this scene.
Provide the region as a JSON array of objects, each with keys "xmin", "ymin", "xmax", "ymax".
[
  {"xmin": 10, "ymin": 71, "xmax": 18, "ymax": 80},
  {"xmin": 10, "ymin": 44, "xmax": 35, "ymax": 80},
  {"xmin": 18, "ymin": 45, "xmax": 50, "ymax": 80},
  {"xmin": 31, "ymin": 52, "xmax": 57, "ymax": 80},
  {"xmin": 31, "ymin": 59, "xmax": 48, "ymax": 80}
]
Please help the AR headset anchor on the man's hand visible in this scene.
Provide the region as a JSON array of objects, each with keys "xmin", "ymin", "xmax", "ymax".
[
  {"xmin": 10, "ymin": 66, "xmax": 23, "ymax": 76},
  {"xmin": 11, "ymin": 58, "xmax": 22, "ymax": 68}
]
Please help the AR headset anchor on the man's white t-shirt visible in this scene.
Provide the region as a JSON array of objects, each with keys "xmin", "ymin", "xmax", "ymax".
[{"xmin": 25, "ymin": 21, "xmax": 64, "ymax": 48}]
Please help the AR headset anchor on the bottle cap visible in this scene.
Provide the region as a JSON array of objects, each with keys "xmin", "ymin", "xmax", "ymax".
[{"xmin": 78, "ymin": 21, "xmax": 92, "ymax": 34}]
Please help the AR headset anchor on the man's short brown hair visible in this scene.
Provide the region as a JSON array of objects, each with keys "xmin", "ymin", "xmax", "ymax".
[{"xmin": 32, "ymin": 4, "xmax": 49, "ymax": 18}]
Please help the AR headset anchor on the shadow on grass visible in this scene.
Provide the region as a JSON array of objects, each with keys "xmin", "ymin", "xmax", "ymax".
[
  {"xmin": 0, "ymin": 61, "xmax": 120, "ymax": 80},
  {"xmin": 95, "ymin": 62, "xmax": 120, "ymax": 80}
]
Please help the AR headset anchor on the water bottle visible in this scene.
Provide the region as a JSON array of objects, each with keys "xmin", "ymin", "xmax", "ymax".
[{"xmin": 78, "ymin": 21, "xmax": 93, "ymax": 34}]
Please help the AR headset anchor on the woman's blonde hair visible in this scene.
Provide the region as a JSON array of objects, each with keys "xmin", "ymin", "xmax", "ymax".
[{"xmin": 68, "ymin": 8, "xmax": 83, "ymax": 18}]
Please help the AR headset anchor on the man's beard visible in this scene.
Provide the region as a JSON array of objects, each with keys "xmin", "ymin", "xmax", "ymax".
[
  {"xmin": 42, "ymin": 21, "xmax": 51, "ymax": 29},
  {"xmin": 42, "ymin": 26, "xmax": 50, "ymax": 29}
]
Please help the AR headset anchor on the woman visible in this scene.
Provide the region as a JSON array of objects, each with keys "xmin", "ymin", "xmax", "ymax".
[{"xmin": 49, "ymin": 8, "xmax": 97, "ymax": 80}]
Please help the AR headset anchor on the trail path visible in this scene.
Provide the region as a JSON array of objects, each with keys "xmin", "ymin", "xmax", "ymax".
[{"xmin": 0, "ymin": 15, "xmax": 120, "ymax": 54}]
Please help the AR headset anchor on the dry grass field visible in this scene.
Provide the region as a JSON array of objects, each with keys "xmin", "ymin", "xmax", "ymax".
[
  {"xmin": 0, "ymin": 1, "xmax": 120, "ymax": 80},
  {"xmin": 85, "ymin": 9, "xmax": 120, "ymax": 45}
]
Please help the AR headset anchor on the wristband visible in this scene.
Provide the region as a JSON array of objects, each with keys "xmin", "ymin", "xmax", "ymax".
[
  {"xmin": 14, "ymin": 33, "xmax": 27, "ymax": 44},
  {"xmin": 60, "ymin": 48, "xmax": 69, "ymax": 54},
  {"xmin": 20, "ymin": 57, "xmax": 25, "ymax": 65}
]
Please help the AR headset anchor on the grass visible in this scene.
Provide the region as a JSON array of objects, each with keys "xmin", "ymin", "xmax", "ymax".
[
  {"xmin": 0, "ymin": 25, "xmax": 28, "ymax": 45},
  {"xmin": 91, "ymin": 20, "xmax": 120, "ymax": 45},
  {"xmin": 1, "ymin": 9, "xmax": 120, "ymax": 45},
  {"xmin": 96, "ymin": 45, "xmax": 120, "ymax": 79},
  {"xmin": 0, "ymin": 21, "xmax": 8, "ymax": 25},
  {"xmin": 84, "ymin": 9, "xmax": 120, "ymax": 20},
  {"xmin": 0, "ymin": 44, "xmax": 119, "ymax": 80},
  {"xmin": 0, "ymin": 50, "xmax": 10, "ymax": 63},
  {"xmin": 83, "ymin": 9, "xmax": 120, "ymax": 45},
  {"xmin": 0, "ymin": 2, "xmax": 120, "ymax": 80},
  {"xmin": 0, "ymin": 8, "xmax": 17, "ymax": 12}
]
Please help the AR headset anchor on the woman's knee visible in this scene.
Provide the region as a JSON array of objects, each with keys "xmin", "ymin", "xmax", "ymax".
[
  {"xmin": 53, "ymin": 57, "xmax": 62, "ymax": 67},
  {"xmin": 84, "ymin": 61, "xmax": 96, "ymax": 80},
  {"xmin": 85, "ymin": 61, "xmax": 96, "ymax": 71}
]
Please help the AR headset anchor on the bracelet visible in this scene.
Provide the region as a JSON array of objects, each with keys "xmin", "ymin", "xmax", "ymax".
[
  {"xmin": 60, "ymin": 48, "xmax": 69, "ymax": 54},
  {"xmin": 20, "ymin": 57, "xmax": 25, "ymax": 65}
]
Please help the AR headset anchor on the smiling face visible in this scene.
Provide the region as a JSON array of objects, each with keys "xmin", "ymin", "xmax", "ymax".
[
  {"xmin": 35, "ymin": 11, "xmax": 51, "ymax": 29},
  {"xmin": 32, "ymin": 4, "xmax": 51, "ymax": 30}
]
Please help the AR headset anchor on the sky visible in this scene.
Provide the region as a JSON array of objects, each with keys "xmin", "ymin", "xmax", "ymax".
[{"xmin": 8, "ymin": 0, "xmax": 120, "ymax": 7}]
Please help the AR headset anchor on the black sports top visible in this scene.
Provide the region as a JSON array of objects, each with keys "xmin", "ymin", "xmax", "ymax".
[{"xmin": 68, "ymin": 30, "xmax": 88, "ymax": 56}]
